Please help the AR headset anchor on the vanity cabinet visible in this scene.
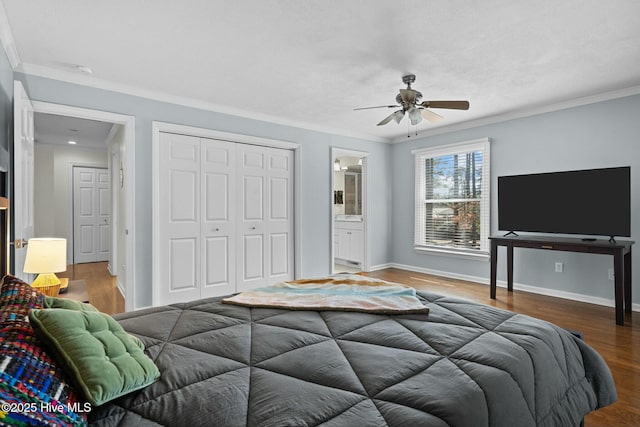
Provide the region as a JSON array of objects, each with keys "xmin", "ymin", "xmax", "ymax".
[{"xmin": 334, "ymin": 221, "xmax": 363, "ymax": 265}]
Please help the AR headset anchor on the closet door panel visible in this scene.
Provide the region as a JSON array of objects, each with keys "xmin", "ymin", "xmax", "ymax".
[
  {"xmin": 204, "ymin": 236, "xmax": 229, "ymax": 287},
  {"xmin": 243, "ymin": 234, "xmax": 264, "ymax": 281},
  {"xmin": 158, "ymin": 133, "xmax": 201, "ymax": 305},
  {"xmin": 237, "ymin": 146, "xmax": 268, "ymax": 290},
  {"xmin": 201, "ymin": 138, "xmax": 236, "ymax": 297},
  {"xmin": 237, "ymin": 145, "xmax": 293, "ymax": 290},
  {"xmin": 270, "ymin": 233, "xmax": 289, "ymax": 276},
  {"xmin": 266, "ymin": 150, "xmax": 294, "ymax": 282},
  {"xmin": 243, "ymin": 175, "xmax": 264, "ymax": 221},
  {"xmin": 170, "ymin": 238, "xmax": 198, "ymax": 290}
]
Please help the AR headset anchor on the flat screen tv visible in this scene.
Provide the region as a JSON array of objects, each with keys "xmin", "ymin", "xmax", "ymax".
[{"xmin": 498, "ymin": 166, "xmax": 631, "ymax": 238}]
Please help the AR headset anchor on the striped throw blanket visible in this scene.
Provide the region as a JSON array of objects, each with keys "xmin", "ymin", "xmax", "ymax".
[{"xmin": 222, "ymin": 275, "xmax": 429, "ymax": 314}]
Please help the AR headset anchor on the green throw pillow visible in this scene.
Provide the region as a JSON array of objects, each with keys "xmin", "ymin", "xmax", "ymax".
[
  {"xmin": 44, "ymin": 295, "xmax": 99, "ymax": 311},
  {"xmin": 29, "ymin": 308, "xmax": 160, "ymax": 406}
]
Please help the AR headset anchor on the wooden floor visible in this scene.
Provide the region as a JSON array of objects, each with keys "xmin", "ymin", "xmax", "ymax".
[
  {"xmin": 72, "ymin": 263, "xmax": 638, "ymax": 426},
  {"xmin": 58, "ymin": 261, "xmax": 124, "ymax": 315}
]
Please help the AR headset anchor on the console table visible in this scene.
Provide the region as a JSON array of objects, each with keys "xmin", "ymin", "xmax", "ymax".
[{"xmin": 489, "ymin": 235, "xmax": 634, "ymax": 326}]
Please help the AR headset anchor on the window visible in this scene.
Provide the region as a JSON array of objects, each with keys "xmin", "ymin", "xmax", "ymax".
[{"xmin": 413, "ymin": 138, "xmax": 490, "ymax": 256}]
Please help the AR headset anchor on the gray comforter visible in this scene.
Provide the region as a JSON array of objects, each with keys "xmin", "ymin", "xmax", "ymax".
[{"xmin": 89, "ymin": 291, "xmax": 616, "ymax": 426}]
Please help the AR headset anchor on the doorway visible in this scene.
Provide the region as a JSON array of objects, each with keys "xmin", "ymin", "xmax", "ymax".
[
  {"xmin": 30, "ymin": 101, "xmax": 136, "ymax": 311},
  {"xmin": 331, "ymin": 147, "xmax": 369, "ymax": 274}
]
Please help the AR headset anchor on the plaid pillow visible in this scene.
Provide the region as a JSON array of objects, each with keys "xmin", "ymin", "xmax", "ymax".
[
  {"xmin": 0, "ymin": 275, "xmax": 45, "ymax": 323},
  {"xmin": 0, "ymin": 275, "xmax": 88, "ymax": 426}
]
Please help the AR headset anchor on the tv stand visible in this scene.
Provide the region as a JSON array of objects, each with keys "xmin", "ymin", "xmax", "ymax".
[{"xmin": 489, "ymin": 235, "xmax": 634, "ymax": 326}]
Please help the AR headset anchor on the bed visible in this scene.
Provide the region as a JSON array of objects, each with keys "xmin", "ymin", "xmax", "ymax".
[{"xmin": 87, "ymin": 286, "xmax": 616, "ymax": 426}]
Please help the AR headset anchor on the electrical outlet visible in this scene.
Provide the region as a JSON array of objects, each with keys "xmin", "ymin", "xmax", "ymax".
[
  {"xmin": 555, "ymin": 262, "xmax": 563, "ymax": 273},
  {"xmin": 608, "ymin": 268, "xmax": 614, "ymax": 281}
]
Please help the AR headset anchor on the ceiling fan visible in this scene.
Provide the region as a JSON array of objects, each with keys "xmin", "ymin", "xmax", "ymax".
[{"xmin": 354, "ymin": 74, "xmax": 469, "ymax": 126}]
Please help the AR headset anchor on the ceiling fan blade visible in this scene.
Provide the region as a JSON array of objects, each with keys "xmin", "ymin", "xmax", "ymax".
[
  {"xmin": 399, "ymin": 89, "xmax": 417, "ymax": 105},
  {"xmin": 421, "ymin": 100, "xmax": 470, "ymax": 110},
  {"xmin": 354, "ymin": 105, "xmax": 399, "ymax": 111},
  {"xmin": 376, "ymin": 112, "xmax": 396, "ymax": 126},
  {"xmin": 408, "ymin": 108, "xmax": 422, "ymax": 125},
  {"xmin": 421, "ymin": 108, "xmax": 445, "ymax": 123},
  {"xmin": 392, "ymin": 110, "xmax": 405, "ymax": 124}
]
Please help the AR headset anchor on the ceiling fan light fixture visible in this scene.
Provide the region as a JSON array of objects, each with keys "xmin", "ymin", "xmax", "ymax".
[
  {"xmin": 408, "ymin": 108, "xmax": 422, "ymax": 125},
  {"xmin": 354, "ymin": 74, "xmax": 469, "ymax": 129}
]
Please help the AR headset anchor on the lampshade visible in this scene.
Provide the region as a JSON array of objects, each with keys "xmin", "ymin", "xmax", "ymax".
[{"xmin": 23, "ymin": 238, "xmax": 67, "ymax": 274}]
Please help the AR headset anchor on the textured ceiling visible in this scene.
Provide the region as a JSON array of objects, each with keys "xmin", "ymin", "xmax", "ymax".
[{"xmin": 3, "ymin": 0, "xmax": 640, "ymax": 142}]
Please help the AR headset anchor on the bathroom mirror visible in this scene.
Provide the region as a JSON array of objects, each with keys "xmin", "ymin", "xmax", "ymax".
[{"xmin": 333, "ymin": 156, "xmax": 362, "ymax": 216}]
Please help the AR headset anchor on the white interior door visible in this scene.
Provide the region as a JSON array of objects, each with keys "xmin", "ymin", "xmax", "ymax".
[
  {"xmin": 12, "ymin": 81, "xmax": 35, "ymax": 281},
  {"xmin": 237, "ymin": 145, "xmax": 293, "ymax": 291},
  {"xmin": 73, "ymin": 166, "xmax": 110, "ymax": 263},
  {"xmin": 158, "ymin": 133, "xmax": 201, "ymax": 305}
]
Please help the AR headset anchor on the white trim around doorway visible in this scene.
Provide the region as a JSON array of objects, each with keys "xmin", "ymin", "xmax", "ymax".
[
  {"xmin": 150, "ymin": 121, "xmax": 302, "ymax": 306},
  {"xmin": 330, "ymin": 147, "xmax": 371, "ymax": 274},
  {"xmin": 31, "ymin": 101, "xmax": 137, "ymax": 311}
]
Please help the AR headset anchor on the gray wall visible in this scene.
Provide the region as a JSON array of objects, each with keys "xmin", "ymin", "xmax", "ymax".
[
  {"xmin": 15, "ymin": 73, "xmax": 392, "ymax": 308},
  {"xmin": 391, "ymin": 94, "xmax": 640, "ymax": 305},
  {"xmin": 5, "ymin": 39, "xmax": 638, "ymax": 308}
]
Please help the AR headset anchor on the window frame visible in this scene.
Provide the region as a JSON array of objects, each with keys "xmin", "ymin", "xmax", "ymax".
[{"xmin": 412, "ymin": 138, "xmax": 491, "ymax": 258}]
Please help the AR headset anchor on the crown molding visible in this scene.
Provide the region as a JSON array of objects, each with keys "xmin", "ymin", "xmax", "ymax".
[
  {"xmin": 16, "ymin": 62, "xmax": 391, "ymax": 144},
  {"xmin": 392, "ymin": 85, "xmax": 640, "ymax": 143},
  {"xmin": 0, "ymin": 2, "xmax": 21, "ymax": 68}
]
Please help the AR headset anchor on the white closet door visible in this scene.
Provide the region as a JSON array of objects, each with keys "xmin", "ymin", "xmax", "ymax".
[
  {"xmin": 158, "ymin": 133, "xmax": 201, "ymax": 305},
  {"xmin": 74, "ymin": 167, "xmax": 109, "ymax": 264},
  {"xmin": 156, "ymin": 131, "xmax": 294, "ymax": 304},
  {"xmin": 201, "ymin": 138, "xmax": 236, "ymax": 298},
  {"xmin": 266, "ymin": 148, "xmax": 294, "ymax": 283},
  {"xmin": 237, "ymin": 145, "xmax": 293, "ymax": 291}
]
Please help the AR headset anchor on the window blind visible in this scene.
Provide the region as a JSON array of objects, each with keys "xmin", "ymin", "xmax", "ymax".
[{"xmin": 414, "ymin": 138, "xmax": 490, "ymax": 255}]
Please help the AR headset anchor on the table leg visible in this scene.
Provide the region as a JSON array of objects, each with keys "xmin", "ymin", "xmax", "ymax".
[
  {"xmin": 614, "ymin": 249, "xmax": 624, "ymax": 326},
  {"xmin": 624, "ymin": 248, "xmax": 632, "ymax": 314},
  {"xmin": 490, "ymin": 241, "xmax": 497, "ymax": 299},
  {"xmin": 507, "ymin": 246, "xmax": 514, "ymax": 292}
]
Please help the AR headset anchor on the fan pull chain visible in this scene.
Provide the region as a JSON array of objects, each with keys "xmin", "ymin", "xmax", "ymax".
[{"xmin": 406, "ymin": 122, "xmax": 419, "ymax": 138}]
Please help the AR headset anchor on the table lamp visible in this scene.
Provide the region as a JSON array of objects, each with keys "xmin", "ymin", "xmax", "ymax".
[{"xmin": 23, "ymin": 238, "xmax": 67, "ymax": 294}]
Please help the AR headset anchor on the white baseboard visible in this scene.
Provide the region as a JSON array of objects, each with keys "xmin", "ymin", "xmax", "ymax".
[
  {"xmin": 387, "ymin": 263, "xmax": 640, "ymax": 313},
  {"xmin": 368, "ymin": 263, "xmax": 394, "ymax": 272},
  {"xmin": 117, "ymin": 280, "xmax": 126, "ymax": 299},
  {"xmin": 107, "ymin": 263, "xmax": 116, "ymax": 276}
]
